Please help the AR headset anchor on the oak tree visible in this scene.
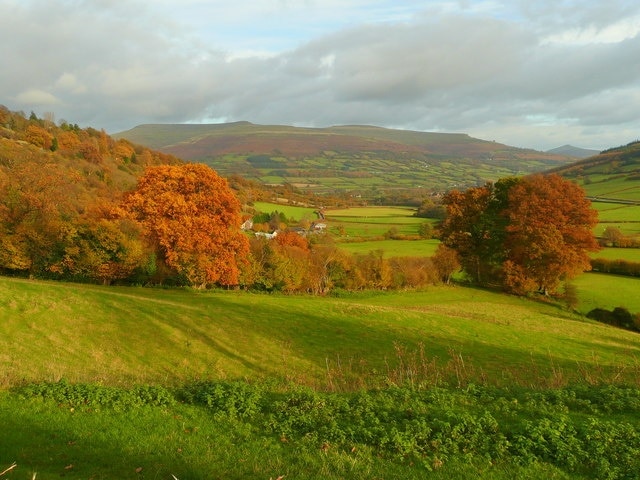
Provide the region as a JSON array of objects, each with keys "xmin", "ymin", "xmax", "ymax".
[
  {"xmin": 440, "ymin": 174, "xmax": 599, "ymax": 295},
  {"xmin": 504, "ymin": 174, "xmax": 600, "ymax": 294},
  {"xmin": 124, "ymin": 164, "xmax": 249, "ymax": 288}
]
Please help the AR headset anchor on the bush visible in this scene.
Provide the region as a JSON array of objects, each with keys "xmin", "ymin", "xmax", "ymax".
[
  {"xmin": 587, "ymin": 307, "xmax": 639, "ymax": 332},
  {"xmin": 179, "ymin": 380, "xmax": 263, "ymax": 419}
]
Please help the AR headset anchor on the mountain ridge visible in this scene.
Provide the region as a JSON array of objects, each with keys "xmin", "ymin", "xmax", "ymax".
[
  {"xmin": 546, "ymin": 144, "xmax": 600, "ymax": 158},
  {"xmin": 115, "ymin": 122, "xmax": 576, "ymax": 194}
]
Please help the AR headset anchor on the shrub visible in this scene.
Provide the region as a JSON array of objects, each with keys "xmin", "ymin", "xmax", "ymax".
[{"xmin": 179, "ymin": 380, "xmax": 263, "ymax": 419}]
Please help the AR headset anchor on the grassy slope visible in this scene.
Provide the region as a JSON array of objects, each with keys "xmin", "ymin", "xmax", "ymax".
[
  {"xmin": 2, "ymin": 277, "xmax": 640, "ymax": 389},
  {"xmin": 573, "ymin": 273, "xmax": 640, "ymax": 314},
  {"xmin": 115, "ymin": 123, "xmax": 574, "ymax": 194}
]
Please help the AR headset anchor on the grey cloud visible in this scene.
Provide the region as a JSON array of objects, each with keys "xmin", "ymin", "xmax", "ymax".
[{"xmin": 2, "ymin": 0, "xmax": 639, "ymax": 150}]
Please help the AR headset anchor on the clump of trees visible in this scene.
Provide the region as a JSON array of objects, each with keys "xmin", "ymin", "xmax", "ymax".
[
  {"xmin": 124, "ymin": 164, "xmax": 249, "ymax": 288},
  {"xmin": 0, "ymin": 107, "xmax": 460, "ymax": 292},
  {"xmin": 590, "ymin": 258, "xmax": 640, "ymax": 277},
  {"xmin": 587, "ymin": 307, "xmax": 640, "ymax": 332},
  {"xmin": 599, "ymin": 226, "xmax": 640, "ymax": 248},
  {"xmin": 440, "ymin": 174, "xmax": 600, "ymax": 295},
  {"xmin": 242, "ymin": 236, "xmax": 458, "ymax": 294}
]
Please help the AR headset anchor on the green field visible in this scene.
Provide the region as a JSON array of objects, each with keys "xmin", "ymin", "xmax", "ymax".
[
  {"xmin": 252, "ymin": 201, "xmax": 318, "ymax": 221},
  {"xmin": 591, "ymin": 247, "xmax": 640, "ymax": 262},
  {"xmin": 326, "ymin": 206, "xmax": 417, "ymax": 218},
  {"xmin": 592, "ymin": 202, "xmax": 640, "ymax": 236},
  {"xmin": 338, "ymin": 239, "xmax": 440, "ymax": 257},
  {"xmin": 2, "ymin": 276, "xmax": 638, "ymax": 389},
  {"xmin": 3, "ymin": 276, "xmax": 640, "ymax": 479},
  {"xmin": 326, "ymin": 206, "xmax": 425, "ymax": 236},
  {"xmin": 573, "ymin": 272, "xmax": 640, "ymax": 314}
]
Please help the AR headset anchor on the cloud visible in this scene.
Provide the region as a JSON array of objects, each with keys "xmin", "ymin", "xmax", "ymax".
[
  {"xmin": 14, "ymin": 89, "xmax": 61, "ymax": 106},
  {"xmin": 1, "ymin": 0, "xmax": 639, "ymax": 150}
]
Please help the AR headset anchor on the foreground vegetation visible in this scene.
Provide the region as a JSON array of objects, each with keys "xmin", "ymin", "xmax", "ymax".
[
  {"xmin": 3, "ymin": 381, "xmax": 639, "ymax": 479},
  {"xmin": 3, "ymin": 276, "xmax": 640, "ymax": 478}
]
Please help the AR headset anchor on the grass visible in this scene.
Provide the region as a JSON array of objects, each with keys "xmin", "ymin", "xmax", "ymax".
[
  {"xmin": 252, "ymin": 201, "xmax": 319, "ymax": 221},
  {"xmin": 591, "ymin": 247, "xmax": 640, "ymax": 262},
  {"xmin": 573, "ymin": 272, "xmax": 640, "ymax": 314},
  {"xmin": 325, "ymin": 206, "xmax": 417, "ymax": 218},
  {"xmin": 337, "ymin": 239, "xmax": 440, "ymax": 257},
  {"xmin": 2, "ymin": 276, "xmax": 640, "ymax": 389},
  {"xmin": 3, "ymin": 276, "xmax": 640, "ymax": 479}
]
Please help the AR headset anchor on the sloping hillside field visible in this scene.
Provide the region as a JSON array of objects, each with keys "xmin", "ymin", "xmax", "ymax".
[
  {"xmin": 115, "ymin": 122, "xmax": 575, "ymax": 194},
  {"xmin": 2, "ymin": 278, "xmax": 640, "ymax": 479},
  {"xmin": 3, "ymin": 277, "xmax": 639, "ymax": 387}
]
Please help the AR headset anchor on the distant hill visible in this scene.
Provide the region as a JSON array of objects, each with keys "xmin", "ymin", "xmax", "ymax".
[
  {"xmin": 546, "ymin": 144, "xmax": 599, "ymax": 159},
  {"xmin": 115, "ymin": 122, "xmax": 576, "ymax": 195},
  {"xmin": 549, "ymin": 140, "xmax": 640, "ymax": 203}
]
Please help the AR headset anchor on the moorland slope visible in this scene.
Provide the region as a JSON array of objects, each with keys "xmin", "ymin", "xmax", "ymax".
[{"xmin": 115, "ymin": 122, "xmax": 576, "ymax": 194}]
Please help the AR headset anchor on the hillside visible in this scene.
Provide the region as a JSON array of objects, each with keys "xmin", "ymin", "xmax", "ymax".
[
  {"xmin": 3, "ymin": 276, "xmax": 640, "ymax": 388},
  {"xmin": 0, "ymin": 106, "xmax": 189, "ymax": 280},
  {"xmin": 546, "ymin": 144, "xmax": 599, "ymax": 158},
  {"xmin": 550, "ymin": 139, "xmax": 640, "ymax": 203},
  {"xmin": 115, "ymin": 122, "xmax": 576, "ymax": 195}
]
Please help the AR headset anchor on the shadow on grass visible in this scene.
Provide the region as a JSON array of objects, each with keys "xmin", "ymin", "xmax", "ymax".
[
  {"xmin": 191, "ymin": 294, "xmax": 640, "ymax": 390},
  {"xmin": 0, "ymin": 398, "xmax": 228, "ymax": 480}
]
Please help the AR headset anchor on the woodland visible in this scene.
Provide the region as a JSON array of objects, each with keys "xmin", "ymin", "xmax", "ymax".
[{"xmin": 0, "ymin": 106, "xmax": 610, "ymax": 297}]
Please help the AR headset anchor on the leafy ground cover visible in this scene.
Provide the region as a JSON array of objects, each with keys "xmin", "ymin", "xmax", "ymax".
[
  {"xmin": 3, "ymin": 381, "xmax": 639, "ymax": 479},
  {"xmin": 2, "ymin": 277, "xmax": 640, "ymax": 479}
]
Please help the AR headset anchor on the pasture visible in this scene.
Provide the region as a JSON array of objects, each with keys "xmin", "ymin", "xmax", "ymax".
[
  {"xmin": 573, "ymin": 272, "xmax": 640, "ymax": 314},
  {"xmin": 592, "ymin": 202, "xmax": 640, "ymax": 236},
  {"xmin": 252, "ymin": 201, "xmax": 318, "ymax": 221},
  {"xmin": 252, "ymin": 202, "xmax": 640, "ymax": 262},
  {"xmin": 3, "ymin": 276, "xmax": 640, "ymax": 479},
  {"xmin": 338, "ymin": 239, "xmax": 440, "ymax": 257},
  {"xmin": 2, "ymin": 276, "xmax": 639, "ymax": 389}
]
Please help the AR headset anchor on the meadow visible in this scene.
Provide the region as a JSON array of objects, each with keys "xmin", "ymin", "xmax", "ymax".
[
  {"xmin": 337, "ymin": 239, "xmax": 440, "ymax": 256},
  {"xmin": 6, "ymin": 276, "xmax": 640, "ymax": 388},
  {"xmin": 2, "ymin": 276, "xmax": 640, "ymax": 479}
]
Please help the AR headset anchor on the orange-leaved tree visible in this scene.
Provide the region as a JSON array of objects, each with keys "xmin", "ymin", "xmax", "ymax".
[
  {"xmin": 504, "ymin": 174, "xmax": 600, "ymax": 295},
  {"xmin": 124, "ymin": 164, "xmax": 249, "ymax": 288},
  {"xmin": 440, "ymin": 174, "xmax": 599, "ymax": 295}
]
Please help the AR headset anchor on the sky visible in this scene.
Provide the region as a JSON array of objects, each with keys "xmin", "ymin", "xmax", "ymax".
[{"xmin": 2, "ymin": 0, "xmax": 640, "ymax": 151}]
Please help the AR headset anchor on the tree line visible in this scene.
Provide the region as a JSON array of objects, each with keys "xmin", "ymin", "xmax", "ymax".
[
  {"xmin": 1, "ymin": 106, "xmax": 602, "ymax": 296},
  {"xmin": 0, "ymin": 107, "xmax": 459, "ymax": 291}
]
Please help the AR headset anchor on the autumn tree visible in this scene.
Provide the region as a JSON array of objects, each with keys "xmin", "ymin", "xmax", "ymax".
[
  {"xmin": 275, "ymin": 230, "xmax": 309, "ymax": 251},
  {"xmin": 431, "ymin": 244, "xmax": 460, "ymax": 284},
  {"xmin": 304, "ymin": 243, "xmax": 351, "ymax": 294},
  {"xmin": 0, "ymin": 160, "xmax": 79, "ymax": 275},
  {"xmin": 440, "ymin": 178, "xmax": 516, "ymax": 285},
  {"xmin": 503, "ymin": 174, "xmax": 600, "ymax": 295},
  {"xmin": 54, "ymin": 208, "xmax": 148, "ymax": 285},
  {"xmin": 25, "ymin": 125, "xmax": 53, "ymax": 150},
  {"xmin": 440, "ymin": 174, "xmax": 599, "ymax": 295},
  {"xmin": 124, "ymin": 164, "xmax": 249, "ymax": 288}
]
